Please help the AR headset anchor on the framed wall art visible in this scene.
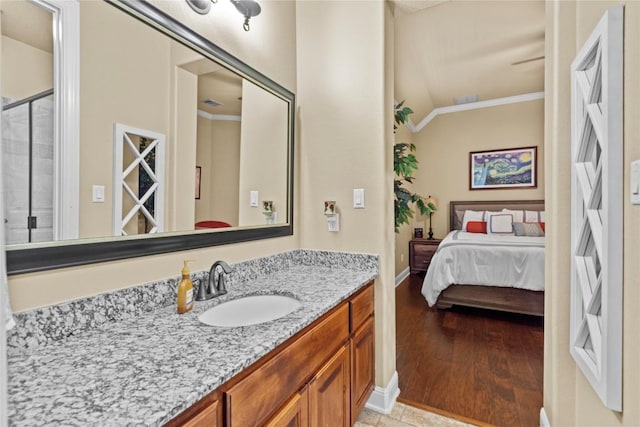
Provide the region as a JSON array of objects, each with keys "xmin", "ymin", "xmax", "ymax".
[
  {"xmin": 195, "ymin": 166, "xmax": 201, "ymax": 200},
  {"xmin": 470, "ymin": 146, "xmax": 537, "ymax": 190}
]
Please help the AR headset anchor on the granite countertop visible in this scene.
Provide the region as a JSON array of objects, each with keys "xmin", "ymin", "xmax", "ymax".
[{"xmin": 7, "ymin": 252, "xmax": 377, "ymax": 426}]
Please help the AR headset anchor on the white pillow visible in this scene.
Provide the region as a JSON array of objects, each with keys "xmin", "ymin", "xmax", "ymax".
[
  {"xmin": 524, "ymin": 210, "xmax": 539, "ymax": 223},
  {"xmin": 461, "ymin": 210, "xmax": 485, "ymax": 231},
  {"xmin": 502, "ymin": 208, "xmax": 524, "ymax": 223},
  {"xmin": 487, "ymin": 213, "xmax": 513, "ymax": 234},
  {"xmin": 539, "ymin": 210, "xmax": 546, "ymax": 222}
]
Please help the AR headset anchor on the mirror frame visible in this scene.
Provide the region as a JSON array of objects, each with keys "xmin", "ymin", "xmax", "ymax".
[{"xmin": 6, "ymin": 0, "xmax": 295, "ymax": 275}]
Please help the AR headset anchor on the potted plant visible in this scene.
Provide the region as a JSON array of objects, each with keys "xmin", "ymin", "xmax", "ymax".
[{"xmin": 394, "ymin": 101, "xmax": 436, "ymax": 232}]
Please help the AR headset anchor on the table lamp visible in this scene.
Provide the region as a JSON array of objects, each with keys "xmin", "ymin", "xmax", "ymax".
[{"xmin": 424, "ymin": 195, "xmax": 438, "ymax": 240}]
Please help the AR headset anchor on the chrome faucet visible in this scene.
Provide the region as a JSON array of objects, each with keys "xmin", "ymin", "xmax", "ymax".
[{"xmin": 196, "ymin": 260, "xmax": 234, "ymax": 301}]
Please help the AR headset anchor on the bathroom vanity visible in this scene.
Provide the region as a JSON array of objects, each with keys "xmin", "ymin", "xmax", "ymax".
[
  {"xmin": 6, "ymin": 250, "xmax": 378, "ymax": 426},
  {"xmin": 171, "ymin": 282, "xmax": 374, "ymax": 426}
]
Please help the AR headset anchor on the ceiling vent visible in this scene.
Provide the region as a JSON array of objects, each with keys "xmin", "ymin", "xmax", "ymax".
[
  {"xmin": 454, "ymin": 94, "xmax": 479, "ymax": 105},
  {"xmin": 202, "ymin": 99, "xmax": 223, "ymax": 107}
]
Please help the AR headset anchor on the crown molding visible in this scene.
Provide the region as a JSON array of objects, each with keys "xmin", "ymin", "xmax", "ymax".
[{"xmin": 410, "ymin": 91, "xmax": 544, "ymax": 133}]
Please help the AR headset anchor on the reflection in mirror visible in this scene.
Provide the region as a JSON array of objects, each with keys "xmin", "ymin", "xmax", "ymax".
[
  {"xmin": 1, "ymin": 0, "xmax": 54, "ymax": 245},
  {"xmin": 1, "ymin": 0, "xmax": 295, "ymax": 274},
  {"xmin": 1, "ymin": 0, "xmax": 290, "ymax": 247}
]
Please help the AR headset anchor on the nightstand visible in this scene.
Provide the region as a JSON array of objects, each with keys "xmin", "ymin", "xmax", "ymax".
[{"xmin": 409, "ymin": 238, "xmax": 442, "ymax": 274}]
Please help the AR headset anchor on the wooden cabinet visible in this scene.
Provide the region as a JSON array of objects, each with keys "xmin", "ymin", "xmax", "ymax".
[
  {"xmin": 171, "ymin": 281, "xmax": 375, "ymax": 427},
  {"xmin": 265, "ymin": 389, "xmax": 309, "ymax": 427},
  {"xmin": 349, "ymin": 284, "xmax": 375, "ymax": 426},
  {"xmin": 166, "ymin": 392, "xmax": 221, "ymax": 427},
  {"xmin": 350, "ymin": 316, "xmax": 374, "ymax": 425},
  {"xmin": 182, "ymin": 402, "xmax": 219, "ymax": 427},
  {"xmin": 224, "ymin": 304, "xmax": 349, "ymax": 427},
  {"xmin": 308, "ymin": 344, "xmax": 350, "ymax": 427},
  {"xmin": 409, "ymin": 238, "xmax": 441, "ymax": 274}
]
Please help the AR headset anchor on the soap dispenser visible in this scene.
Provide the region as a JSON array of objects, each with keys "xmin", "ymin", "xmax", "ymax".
[{"xmin": 177, "ymin": 260, "xmax": 195, "ymax": 314}]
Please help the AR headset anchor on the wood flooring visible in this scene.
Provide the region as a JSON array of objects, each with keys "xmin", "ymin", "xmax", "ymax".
[{"xmin": 396, "ymin": 274, "xmax": 544, "ymax": 427}]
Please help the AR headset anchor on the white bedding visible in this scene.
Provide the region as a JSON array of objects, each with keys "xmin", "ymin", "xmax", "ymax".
[{"xmin": 421, "ymin": 230, "xmax": 545, "ymax": 307}]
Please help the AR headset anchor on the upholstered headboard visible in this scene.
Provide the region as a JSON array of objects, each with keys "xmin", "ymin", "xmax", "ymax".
[{"xmin": 450, "ymin": 200, "xmax": 545, "ymax": 231}]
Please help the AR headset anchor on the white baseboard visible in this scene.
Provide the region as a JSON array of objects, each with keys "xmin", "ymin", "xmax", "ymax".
[
  {"xmin": 395, "ymin": 267, "xmax": 410, "ymax": 287},
  {"xmin": 540, "ymin": 407, "xmax": 550, "ymax": 427},
  {"xmin": 365, "ymin": 371, "xmax": 400, "ymax": 414}
]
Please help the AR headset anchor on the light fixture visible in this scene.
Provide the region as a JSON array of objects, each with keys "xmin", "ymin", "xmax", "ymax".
[
  {"xmin": 185, "ymin": 0, "xmax": 261, "ymax": 32},
  {"xmin": 230, "ymin": 0, "xmax": 261, "ymax": 32},
  {"xmin": 186, "ymin": 0, "xmax": 214, "ymax": 15},
  {"xmin": 424, "ymin": 195, "xmax": 438, "ymax": 240}
]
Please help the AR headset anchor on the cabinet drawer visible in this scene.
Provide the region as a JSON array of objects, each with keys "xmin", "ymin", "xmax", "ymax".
[
  {"xmin": 412, "ymin": 244, "xmax": 438, "ymax": 259},
  {"xmin": 225, "ymin": 304, "xmax": 349, "ymax": 427},
  {"xmin": 350, "ymin": 282, "xmax": 374, "ymax": 332},
  {"xmin": 410, "ymin": 240, "xmax": 441, "ymax": 273}
]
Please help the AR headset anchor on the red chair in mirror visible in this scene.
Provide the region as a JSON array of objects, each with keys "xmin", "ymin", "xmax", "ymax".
[{"xmin": 195, "ymin": 220, "xmax": 232, "ymax": 229}]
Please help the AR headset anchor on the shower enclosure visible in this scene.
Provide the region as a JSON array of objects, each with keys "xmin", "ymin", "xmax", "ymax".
[{"xmin": 2, "ymin": 89, "xmax": 55, "ymax": 245}]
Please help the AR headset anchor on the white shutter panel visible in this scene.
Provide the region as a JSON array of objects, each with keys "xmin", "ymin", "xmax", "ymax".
[{"xmin": 570, "ymin": 5, "xmax": 623, "ymax": 412}]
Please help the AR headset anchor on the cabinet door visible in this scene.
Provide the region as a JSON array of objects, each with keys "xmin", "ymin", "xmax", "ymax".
[
  {"xmin": 181, "ymin": 400, "xmax": 219, "ymax": 427},
  {"xmin": 308, "ymin": 344, "xmax": 350, "ymax": 427},
  {"xmin": 350, "ymin": 316, "xmax": 374, "ymax": 424},
  {"xmin": 265, "ymin": 388, "xmax": 309, "ymax": 427},
  {"xmin": 225, "ymin": 305, "xmax": 349, "ymax": 427}
]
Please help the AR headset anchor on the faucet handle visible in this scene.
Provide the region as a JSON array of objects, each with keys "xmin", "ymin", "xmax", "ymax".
[
  {"xmin": 195, "ymin": 278, "xmax": 212, "ymax": 301},
  {"xmin": 217, "ymin": 274, "xmax": 228, "ymax": 296}
]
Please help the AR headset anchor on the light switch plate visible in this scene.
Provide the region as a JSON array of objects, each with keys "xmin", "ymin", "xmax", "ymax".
[
  {"xmin": 632, "ymin": 160, "xmax": 640, "ymax": 205},
  {"xmin": 92, "ymin": 185, "xmax": 105, "ymax": 203},
  {"xmin": 250, "ymin": 190, "xmax": 259, "ymax": 207},
  {"xmin": 353, "ymin": 188, "xmax": 365, "ymax": 209}
]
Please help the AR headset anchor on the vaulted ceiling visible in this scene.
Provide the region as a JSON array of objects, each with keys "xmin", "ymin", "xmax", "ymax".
[{"xmin": 393, "ymin": 0, "xmax": 545, "ymax": 122}]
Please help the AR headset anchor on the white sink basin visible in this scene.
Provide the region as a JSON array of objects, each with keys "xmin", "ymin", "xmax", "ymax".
[{"xmin": 198, "ymin": 295, "xmax": 301, "ymax": 327}]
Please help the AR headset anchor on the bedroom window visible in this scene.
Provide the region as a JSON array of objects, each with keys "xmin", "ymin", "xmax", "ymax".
[{"xmin": 570, "ymin": 5, "xmax": 623, "ymax": 412}]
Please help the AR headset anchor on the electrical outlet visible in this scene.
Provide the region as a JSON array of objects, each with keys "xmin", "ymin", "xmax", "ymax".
[{"xmin": 327, "ymin": 214, "xmax": 340, "ymax": 232}]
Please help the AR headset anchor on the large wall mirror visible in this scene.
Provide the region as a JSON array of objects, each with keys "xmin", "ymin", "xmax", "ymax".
[{"xmin": 1, "ymin": 0, "xmax": 295, "ymax": 274}]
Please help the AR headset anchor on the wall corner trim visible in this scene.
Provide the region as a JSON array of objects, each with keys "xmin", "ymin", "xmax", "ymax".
[
  {"xmin": 395, "ymin": 267, "xmax": 410, "ymax": 287},
  {"xmin": 540, "ymin": 407, "xmax": 551, "ymax": 427},
  {"xmin": 411, "ymin": 91, "xmax": 545, "ymax": 133},
  {"xmin": 365, "ymin": 371, "xmax": 401, "ymax": 414}
]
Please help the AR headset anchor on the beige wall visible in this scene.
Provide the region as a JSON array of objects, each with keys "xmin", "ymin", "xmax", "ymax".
[
  {"xmin": 0, "ymin": 36, "xmax": 52, "ymax": 101},
  {"xmin": 238, "ymin": 80, "xmax": 288, "ymax": 226},
  {"xmin": 170, "ymin": 66, "xmax": 198, "ymax": 232},
  {"xmin": 545, "ymin": 1, "xmax": 640, "ymax": 425},
  {"xmin": 8, "ymin": 0, "xmax": 298, "ymax": 311},
  {"xmin": 297, "ymin": 0, "xmax": 397, "ymax": 389},
  {"xmin": 195, "ymin": 117, "xmax": 213, "ymax": 222},
  {"xmin": 79, "ymin": 1, "xmax": 171, "ymax": 237},
  {"xmin": 195, "ymin": 118, "xmax": 241, "ymax": 225},
  {"xmin": 411, "ymin": 100, "xmax": 545, "ymax": 240}
]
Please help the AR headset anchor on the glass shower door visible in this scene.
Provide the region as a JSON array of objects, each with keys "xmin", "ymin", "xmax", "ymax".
[{"xmin": 1, "ymin": 92, "xmax": 54, "ymax": 244}]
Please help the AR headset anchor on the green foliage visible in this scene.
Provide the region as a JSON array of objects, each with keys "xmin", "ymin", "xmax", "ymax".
[{"xmin": 394, "ymin": 101, "xmax": 436, "ymax": 232}]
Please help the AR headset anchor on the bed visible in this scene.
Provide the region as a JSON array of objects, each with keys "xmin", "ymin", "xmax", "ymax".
[{"xmin": 421, "ymin": 200, "xmax": 545, "ymax": 316}]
